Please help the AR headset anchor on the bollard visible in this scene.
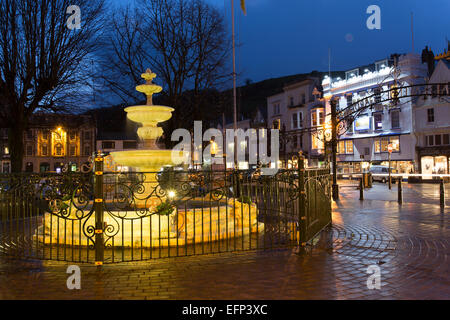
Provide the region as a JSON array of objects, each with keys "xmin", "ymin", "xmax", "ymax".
[
  {"xmin": 397, "ymin": 177, "xmax": 402, "ymax": 204},
  {"xmin": 359, "ymin": 177, "xmax": 364, "ymax": 200},
  {"xmin": 440, "ymin": 178, "xmax": 445, "ymax": 208}
]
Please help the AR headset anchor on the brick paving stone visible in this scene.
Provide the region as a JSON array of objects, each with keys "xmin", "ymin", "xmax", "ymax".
[{"xmin": 0, "ymin": 184, "xmax": 449, "ymax": 299}]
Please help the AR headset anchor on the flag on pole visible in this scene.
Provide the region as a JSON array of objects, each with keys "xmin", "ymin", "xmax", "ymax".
[{"xmin": 240, "ymin": 0, "xmax": 246, "ymax": 15}]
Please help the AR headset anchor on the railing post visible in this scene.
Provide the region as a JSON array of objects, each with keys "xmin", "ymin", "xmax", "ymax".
[
  {"xmin": 297, "ymin": 155, "xmax": 307, "ymax": 254},
  {"xmin": 397, "ymin": 177, "xmax": 403, "ymax": 204},
  {"xmin": 440, "ymin": 178, "xmax": 445, "ymax": 208},
  {"xmin": 359, "ymin": 176, "xmax": 364, "ymax": 201},
  {"xmin": 94, "ymin": 152, "xmax": 104, "ymax": 267}
]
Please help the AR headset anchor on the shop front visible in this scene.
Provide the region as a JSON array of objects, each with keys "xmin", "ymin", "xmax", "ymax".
[{"xmin": 417, "ymin": 146, "xmax": 450, "ymax": 180}]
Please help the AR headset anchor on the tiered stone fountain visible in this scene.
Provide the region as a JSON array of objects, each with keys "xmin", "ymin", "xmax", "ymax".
[
  {"xmin": 111, "ymin": 69, "xmax": 178, "ymax": 172},
  {"xmin": 36, "ymin": 70, "xmax": 262, "ymax": 249}
]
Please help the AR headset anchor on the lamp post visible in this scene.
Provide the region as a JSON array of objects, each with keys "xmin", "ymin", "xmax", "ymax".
[
  {"xmin": 330, "ymin": 99, "xmax": 339, "ymax": 201},
  {"xmin": 388, "ymin": 143, "xmax": 393, "ymax": 190}
]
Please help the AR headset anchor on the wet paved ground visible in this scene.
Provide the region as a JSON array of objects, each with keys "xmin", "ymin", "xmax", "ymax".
[{"xmin": 0, "ymin": 183, "xmax": 448, "ymax": 300}]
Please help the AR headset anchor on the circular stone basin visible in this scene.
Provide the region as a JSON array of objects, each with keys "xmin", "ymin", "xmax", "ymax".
[{"xmin": 110, "ymin": 149, "xmax": 184, "ymax": 170}]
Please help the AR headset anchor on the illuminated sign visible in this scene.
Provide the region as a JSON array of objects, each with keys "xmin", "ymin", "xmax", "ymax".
[{"xmin": 354, "ymin": 115, "xmax": 370, "ymax": 131}]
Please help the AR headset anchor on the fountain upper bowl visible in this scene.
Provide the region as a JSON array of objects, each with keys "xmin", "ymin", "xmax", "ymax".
[{"xmin": 125, "ymin": 105, "xmax": 174, "ymax": 124}]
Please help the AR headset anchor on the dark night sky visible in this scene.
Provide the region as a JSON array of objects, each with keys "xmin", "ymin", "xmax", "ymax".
[{"xmin": 112, "ymin": 0, "xmax": 450, "ymax": 86}]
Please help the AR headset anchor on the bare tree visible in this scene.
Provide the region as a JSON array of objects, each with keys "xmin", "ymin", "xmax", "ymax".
[
  {"xmin": 98, "ymin": 0, "xmax": 229, "ymax": 131},
  {"xmin": 0, "ymin": 0, "xmax": 105, "ymax": 172}
]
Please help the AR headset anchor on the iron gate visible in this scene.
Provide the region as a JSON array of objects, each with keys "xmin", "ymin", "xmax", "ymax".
[{"xmin": 0, "ymin": 155, "xmax": 331, "ymax": 264}]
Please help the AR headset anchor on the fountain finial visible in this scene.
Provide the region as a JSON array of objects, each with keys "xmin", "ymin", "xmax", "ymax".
[{"xmin": 136, "ymin": 68, "xmax": 163, "ymax": 105}]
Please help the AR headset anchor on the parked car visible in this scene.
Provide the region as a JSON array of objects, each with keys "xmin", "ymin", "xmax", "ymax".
[{"xmin": 369, "ymin": 165, "xmax": 397, "ymax": 183}]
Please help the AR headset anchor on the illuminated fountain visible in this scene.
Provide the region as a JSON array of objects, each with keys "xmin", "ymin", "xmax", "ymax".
[{"xmin": 35, "ymin": 70, "xmax": 262, "ymax": 249}]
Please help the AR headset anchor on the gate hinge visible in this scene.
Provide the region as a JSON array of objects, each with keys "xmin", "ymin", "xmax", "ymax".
[
  {"xmin": 95, "ymin": 171, "xmax": 103, "ymax": 175},
  {"xmin": 95, "ymin": 261, "xmax": 103, "ymax": 266},
  {"xmin": 95, "ymin": 229, "xmax": 103, "ymax": 234},
  {"xmin": 95, "ymin": 198, "xmax": 103, "ymax": 203}
]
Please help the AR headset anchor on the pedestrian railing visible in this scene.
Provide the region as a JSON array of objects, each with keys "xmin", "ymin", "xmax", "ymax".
[
  {"xmin": 339, "ymin": 173, "xmax": 447, "ymax": 207},
  {"xmin": 0, "ymin": 155, "xmax": 332, "ymax": 264}
]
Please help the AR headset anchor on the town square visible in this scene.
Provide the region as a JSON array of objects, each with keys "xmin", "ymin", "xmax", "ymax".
[{"xmin": 0, "ymin": 0, "xmax": 449, "ymax": 310}]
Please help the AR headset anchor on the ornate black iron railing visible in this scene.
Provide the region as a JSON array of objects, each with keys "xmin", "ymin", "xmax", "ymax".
[{"xmin": 0, "ymin": 156, "xmax": 331, "ymax": 264}]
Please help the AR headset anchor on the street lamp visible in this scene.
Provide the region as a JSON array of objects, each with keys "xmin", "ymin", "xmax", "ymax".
[
  {"xmin": 323, "ymin": 120, "xmax": 332, "ymax": 165},
  {"xmin": 330, "ymin": 99, "xmax": 339, "ymax": 201}
]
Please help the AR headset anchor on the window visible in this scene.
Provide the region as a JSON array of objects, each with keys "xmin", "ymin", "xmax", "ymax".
[
  {"xmin": 440, "ymin": 83, "xmax": 448, "ymax": 95},
  {"xmin": 391, "ymin": 110, "xmax": 400, "ymax": 128},
  {"xmin": 338, "ymin": 140, "xmax": 354, "ymax": 154},
  {"xmin": 345, "ymin": 140, "xmax": 354, "ymax": 154},
  {"xmin": 346, "ymin": 95, "xmax": 353, "ymax": 107},
  {"xmin": 311, "ymin": 109, "xmax": 324, "ymax": 127},
  {"xmin": 391, "ymin": 85, "xmax": 399, "ymax": 104},
  {"xmin": 42, "ymin": 130, "xmax": 49, "ymax": 140},
  {"xmin": 311, "ymin": 111, "xmax": 317, "ymax": 127},
  {"xmin": 427, "ymin": 135, "xmax": 434, "ymax": 146},
  {"xmin": 70, "ymin": 145, "xmax": 76, "ymax": 156},
  {"xmin": 293, "ymin": 135, "xmax": 298, "ymax": 149},
  {"xmin": 435, "ymin": 135, "xmax": 442, "ymax": 146},
  {"xmin": 289, "ymin": 97, "xmax": 294, "ymax": 106},
  {"xmin": 374, "ymin": 113, "xmax": 383, "ymax": 130},
  {"xmin": 292, "ymin": 113, "xmax": 298, "ymax": 129},
  {"xmin": 69, "ymin": 132, "xmax": 76, "ymax": 140},
  {"xmin": 123, "ymin": 141, "xmax": 137, "ymax": 149},
  {"xmin": 84, "ymin": 145, "xmax": 91, "ymax": 156},
  {"xmin": 26, "ymin": 130, "xmax": 33, "ymax": 140},
  {"xmin": 431, "ymin": 84, "xmax": 438, "ymax": 97},
  {"xmin": 41, "ymin": 145, "xmax": 48, "ymax": 156},
  {"xmin": 318, "ymin": 110, "xmax": 324, "ymax": 126},
  {"xmin": 55, "ymin": 143, "xmax": 62, "ymax": 156},
  {"xmin": 375, "ymin": 60, "xmax": 387, "ymax": 72},
  {"xmin": 375, "ymin": 136, "xmax": 400, "ymax": 153},
  {"xmin": 374, "ymin": 87, "xmax": 381, "ymax": 103},
  {"xmin": 26, "ymin": 145, "xmax": 32, "ymax": 156},
  {"xmin": 272, "ymin": 119, "xmax": 281, "ymax": 130},
  {"xmin": 374, "ymin": 140, "xmax": 381, "ymax": 153},
  {"xmin": 390, "ymin": 137, "xmax": 400, "ymax": 151},
  {"xmin": 273, "ymin": 103, "xmax": 280, "ymax": 115},
  {"xmin": 301, "ymin": 93, "xmax": 306, "ymax": 104},
  {"xmin": 83, "ymin": 131, "xmax": 91, "ymax": 140},
  {"xmin": 381, "ymin": 138, "xmax": 389, "ymax": 152},
  {"xmin": 427, "ymin": 108, "xmax": 434, "ymax": 123},
  {"xmin": 338, "ymin": 141, "xmax": 345, "ymax": 154},
  {"xmin": 345, "ymin": 69, "xmax": 359, "ymax": 80},
  {"xmin": 444, "ymin": 134, "xmax": 449, "ymax": 145},
  {"xmin": 102, "ymin": 141, "xmax": 115, "ymax": 149}
]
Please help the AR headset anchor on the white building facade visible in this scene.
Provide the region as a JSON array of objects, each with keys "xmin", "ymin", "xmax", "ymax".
[
  {"xmin": 322, "ymin": 53, "xmax": 428, "ymax": 174},
  {"xmin": 414, "ymin": 58, "xmax": 450, "ymax": 177}
]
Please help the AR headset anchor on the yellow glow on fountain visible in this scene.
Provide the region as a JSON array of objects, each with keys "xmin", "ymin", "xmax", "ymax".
[{"xmin": 110, "ymin": 69, "xmax": 181, "ymax": 171}]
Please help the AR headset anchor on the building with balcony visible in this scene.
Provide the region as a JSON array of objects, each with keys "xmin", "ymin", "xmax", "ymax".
[
  {"xmin": 267, "ymin": 78, "xmax": 325, "ymax": 167},
  {"xmin": 322, "ymin": 53, "xmax": 428, "ymax": 174},
  {"xmin": 0, "ymin": 113, "xmax": 96, "ymax": 173}
]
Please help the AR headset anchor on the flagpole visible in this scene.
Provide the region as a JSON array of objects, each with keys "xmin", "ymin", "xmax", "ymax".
[{"xmin": 231, "ymin": 0, "xmax": 237, "ymax": 167}]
